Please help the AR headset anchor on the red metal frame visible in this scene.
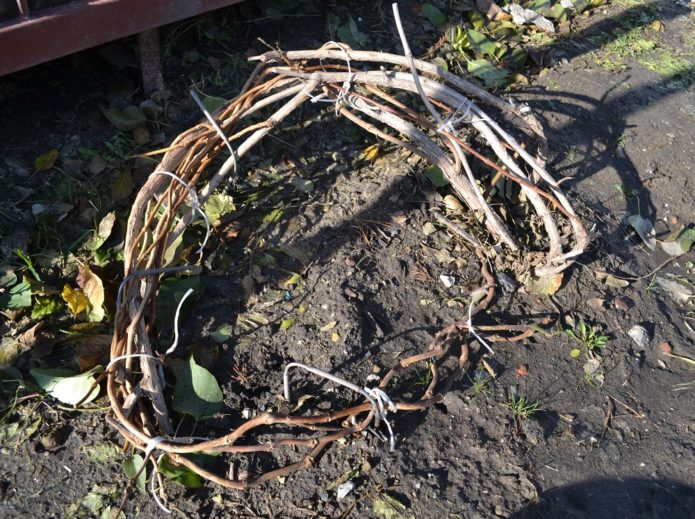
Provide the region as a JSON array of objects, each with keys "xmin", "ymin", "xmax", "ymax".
[{"xmin": 0, "ymin": 0, "xmax": 244, "ymax": 77}]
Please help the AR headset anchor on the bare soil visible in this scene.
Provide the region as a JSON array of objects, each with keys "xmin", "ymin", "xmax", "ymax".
[{"xmin": 1, "ymin": 1, "xmax": 694, "ymax": 518}]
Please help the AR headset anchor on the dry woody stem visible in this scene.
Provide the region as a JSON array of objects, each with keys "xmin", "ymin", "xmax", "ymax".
[{"xmin": 109, "ymin": 42, "xmax": 585, "ymax": 491}]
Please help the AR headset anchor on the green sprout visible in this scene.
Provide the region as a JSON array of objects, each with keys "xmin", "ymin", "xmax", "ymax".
[
  {"xmin": 566, "ymin": 321, "xmax": 609, "ymax": 357},
  {"xmin": 505, "ymin": 394, "xmax": 542, "ymax": 421}
]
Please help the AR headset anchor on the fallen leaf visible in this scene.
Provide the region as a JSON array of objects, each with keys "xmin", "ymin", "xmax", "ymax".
[
  {"xmin": 516, "ymin": 364, "xmax": 529, "ymax": 377},
  {"xmin": 101, "ymin": 105, "xmax": 146, "ymax": 131},
  {"xmin": 280, "ymin": 318, "xmax": 295, "ymax": 331},
  {"xmin": 123, "ymin": 454, "xmax": 147, "ymax": 494},
  {"xmin": 210, "ymin": 323, "xmax": 233, "ymax": 343},
  {"xmin": 527, "ymin": 273, "xmax": 563, "ymax": 295},
  {"xmin": 35, "ymin": 149, "xmax": 59, "ymax": 173},
  {"xmin": 467, "ymin": 58, "xmax": 511, "ymax": 88},
  {"xmin": 62, "ymin": 284, "xmax": 90, "ymax": 316},
  {"xmin": 443, "ymin": 194, "xmax": 464, "ymax": 214},
  {"xmin": 424, "ymin": 165, "xmax": 449, "ymax": 187},
  {"xmin": 131, "ymin": 126, "xmax": 149, "ymax": 146},
  {"xmin": 0, "ymin": 280, "xmax": 32, "ymax": 309},
  {"xmin": 360, "ymin": 143, "xmax": 381, "ymax": 162},
  {"xmin": 373, "ymin": 493, "xmax": 415, "ymax": 519},
  {"xmin": 30, "ymin": 365, "xmax": 103, "ymax": 405},
  {"xmin": 203, "ymin": 193, "xmax": 236, "ymax": 224},
  {"xmin": 627, "ymin": 214, "xmax": 657, "ymax": 250},
  {"xmin": 586, "ymin": 297, "xmax": 604, "ymax": 310},
  {"xmin": 421, "ymin": 3, "xmax": 447, "ymax": 26},
  {"xmin": 84, "ymin": 441, "xmax": 122, "ymax": 463},
  {"xmin": 604, "ymin": 274, "xmax": 629, "ymax": 288},
  {"xmin": 320, "ymin": 321, "xmax": 338, "ymax": 332},
  {"xmin": 423, "ymin": 222, "xmax": 438, "ymax": 236},
  {"xmin": 171, "ymin": 356, "xmax": 223, "ymax": 420},
  {"xmin": 158, "ymin": 455, "xmax": 205, "ymax": 488},
  {"xmin": 655, "ymin": 275, "xmax": 694, "ymax": 304},
  {"xmin": 111, "ymin": 168, "xmax": 134, "ymax": 201},
  {"xmin": 76, "ymin": 265, "xmax": 105, "ymax": 322}
]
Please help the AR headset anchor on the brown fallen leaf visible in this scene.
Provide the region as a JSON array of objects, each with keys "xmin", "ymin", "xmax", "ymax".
[
  {"xmin": 527, "ymin": 273, "xmax": 563, "ymax": 295},
  {"xmin": 516, "ymin": 364, "xmax": 529, "ymax": 377}
]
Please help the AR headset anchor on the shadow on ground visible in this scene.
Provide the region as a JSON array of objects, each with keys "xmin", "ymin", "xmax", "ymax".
[{"xmin": 510, "ymin": 478, "xmax": 695, "ymax": 519}]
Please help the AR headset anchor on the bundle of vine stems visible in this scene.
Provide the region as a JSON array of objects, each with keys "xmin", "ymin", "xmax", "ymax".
[{"xmin": 107, "ymin": 40, "xmax": 587, "ymax": 495}]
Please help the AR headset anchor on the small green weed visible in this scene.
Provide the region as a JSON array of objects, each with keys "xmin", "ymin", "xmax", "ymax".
[
  {"xmin": 412, "ymin": 366, "xmax": 434, "ymax": 387},
  {"xmin": 566, "ymin": 321, "xmax": 609, "ymax": 356},
  {"xmin": 505, "ymin": 394, "xmax": 542, "ymax": 421}
]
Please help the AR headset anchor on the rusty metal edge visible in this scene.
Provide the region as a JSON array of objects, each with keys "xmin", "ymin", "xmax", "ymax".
[{"xmin": 0, "ymin": 0, "xmax": 244, "ymax": 77}]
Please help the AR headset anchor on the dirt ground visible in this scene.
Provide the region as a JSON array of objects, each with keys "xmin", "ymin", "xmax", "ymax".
[{"xmin": 1, "ymin": 1, "xmax": 694, "ymax": 518}]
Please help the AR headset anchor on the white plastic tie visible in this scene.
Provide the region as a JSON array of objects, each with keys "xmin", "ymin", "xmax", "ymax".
[
  {"xmin": 283, "ymin": 362, "xmax": 397, "ymax": 451},
  {"xmin": 144, "ymin": 436, "xmax": 167, "ymax": 458},
  {"xmin": 151, "ymin": 454, "xmax": 172, "ymax": 514},
  {"xmin": 150, "ymin": 170, "xmax": 211, "ymax": 254},
  {"xmin": 364, "ymin": 386, "xmax": 397, "ymax": 451},
  {"xmin": 164, "ymin": 288, "xmax": 194, "ymax": 356},
  {"xmin": 107, "ymin": 352, "xmax": 159, "ymax": 371},
  {"xmin": 190, "ymin": 88, "xmax": 237, "ymax": 174},
  {"xmin": 467, "ymin": 300, "xmax": 495, "ymax": 355}
]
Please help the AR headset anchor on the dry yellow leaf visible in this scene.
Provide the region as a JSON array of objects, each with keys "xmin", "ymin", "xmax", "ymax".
[
  {"xmin": 527, "ymin": 273, "xmax": 563, "ymax": 295},
  {"xmin": 61, "ymin": 285, "xmax": 90, "ymax": 317},
  {"xmin": 360, "ymin": 144, "xmax": 381, "ymax": 162}
]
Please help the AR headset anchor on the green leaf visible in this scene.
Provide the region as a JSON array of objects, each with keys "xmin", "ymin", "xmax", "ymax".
[
  {"xmin": 280, "ymin": 318, "xmax": 295, "ymax": 331},
  {"xmin": 171, "ymin": 356, "xmax": 223, "ymax": 420},
  {"xmin": 86, "ymin": 212, "xmax": 116, "ymax": 251},
  {"xmin": 35, "ymin": 148, "xmax": 60, "ymax": 173},
  {"xmin": 101, "ymin": 105, "xmax": 146, "ymax": 131},
  {"xmin": 124, "ymin": 454, "xmax": 147, "ymax": 494},
  {"xmin": 424, "ymin": 166, "xmax": 449, "ymax": 187},
  {"xmin": 156, "ymin": 275, "xmax": 202, "ymax": 330},
  {"xmin": 569, "ymin": 348, "xmax": 581, "ymax": 358},
  {"xmin": 0, "ymin": 281, "xmax": 31, "ymax": 309},
  {"xmin": 431, "ymin": 57, "xmax": 448, "ymax": 71},
  {"xmin": 158, "ymin": 455, "xmax": 205, "ymax": 488},
  {"xmin": 0, "ymin": 415, "xmax": 41, "ymax": 449},
  {"xmin": 467, "ymin": 59, "xmax": 510, "ymax": 88},
  {"xmin": 202, "ymin": 95, "xmax": 227, "ymax": 114},
  {"xmin": 203, "ymin": 193, "xmax": 235, "ymax": 224},
  {"xmin": 111, "ymin": 168, "xmax": 134, "ymax": 201},
  {"xmin": 373, "ymin": 493, "xmax": 415, "ymax": 519},
  {"xmin": 210, "ymin": 323, "xmax": 233, "ymax": 343},
  {"xmin": 0, "ymin": 266, "xmax": 17, "ymax": 288},
  {"xmin": 84, "ymin": 441, "xmax": 122, "ymax": 463},
  {"xmin": 421, "ymin": 3, "xmax": 447, "ymax": 26},
  {"xmin": 337, "ymin": 15, "xmax": 368, "ymax": 48},
  {"xmin": 31, "ymin": 295, "xmax": 63, "ymax": 319},
  {"xmin": 30, "ymin": 365, "xmax": 103, "ymax": 405},
  {"xmin": 467, "ymin": 29, "xmax": 497, "ymax": 56}
]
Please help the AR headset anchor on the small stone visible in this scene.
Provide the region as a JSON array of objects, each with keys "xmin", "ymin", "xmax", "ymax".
[
  {"xmin": 628, "ymin": 325, "xmax": 650, "ymax": 349},
  {"xmin": 344, "ymin": 256, "xmax": 356, "ymax": 267},
  {"xmin": 336, "ymin": 480, "xmax": 355, "ymax": 500},
  {"xmin": 241, "ymin": 408, "xmax": 253, "ymax": 419},
  {"xmin": 439, "ymin": 274, "xmax": 455, "ymax": 288},
  {"xmin": 657, "ymin": 341, "xmax": 672, "ymax": 355},
  {"xmin": 587, "ymin": 297, "xmax": 605, "ymax": 310},
  {"xmin": 516, "ymin": 364, "xmax": 529, "ymax": 377}
]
